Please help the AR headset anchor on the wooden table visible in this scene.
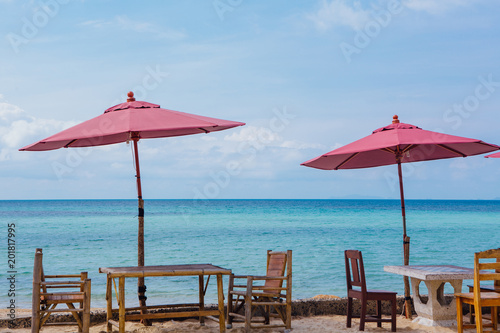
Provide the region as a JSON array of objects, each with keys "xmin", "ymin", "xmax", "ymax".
[
  {"xmin": 384, "ymin": 265, "xmax": 474, "ymax": 327},
  {"xmin": 99, "ymin": 264, "xmax": 231, "ymax": 333}
]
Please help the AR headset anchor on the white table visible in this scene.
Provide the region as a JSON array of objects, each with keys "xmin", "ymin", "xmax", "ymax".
[{"xmin": 384, "ymin": 265, "xmax": 474, "ymax": 327}]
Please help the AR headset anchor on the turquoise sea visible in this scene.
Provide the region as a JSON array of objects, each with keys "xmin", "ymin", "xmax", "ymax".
[{"xmin": 1, "ymin": 199, "xmax": 499, "ymax": 309}]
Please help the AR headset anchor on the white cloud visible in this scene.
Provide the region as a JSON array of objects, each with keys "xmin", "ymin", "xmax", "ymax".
[
  {"xmin": 308, "ymin": 0, "xmax": 371, "ymax": 31},
  {"xmin": 280, "ymin": 140, "xmax": 327, "ymax": 150},
  {"xmin": 80, "ymin": 15, "xmax": 186, "ymax": 40},
  {"xmin": 403, "ymin": 0, "xmax": 477, "ymax": 15},
  {"xmin": 0, "ymin": 102, "xmax": 76, "ymax": 153},
  {"xmin": 224, "ymin": 126, "xmax": 283, "ymax": 146}
]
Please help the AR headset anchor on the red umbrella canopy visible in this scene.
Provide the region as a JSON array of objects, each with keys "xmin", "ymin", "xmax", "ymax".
[
  {"xmin": 486, "ymin": 152, "xmax": 500, "ymax": 158},
  {"xmin": 302, "ymin": 115, "xmax": 500, "ymax": 170},
  {"xmin": 20, "ymin": 94, "xmax": 245, "ymax": 151}
]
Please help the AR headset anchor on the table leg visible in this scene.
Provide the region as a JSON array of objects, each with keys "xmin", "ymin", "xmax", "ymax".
[
  {"xmin": 119, "ymin": 277, "xmax": 125, "ymax": 333},
  {"xmin": 106, "ymin": 275, "xmax": 112, "ymax": 333},
  {"xmin": 217, "ymin": 274, "xmax": 225, "ymax": 333},
  {"xmin": 410, "ymin": 277, "xmax": 463, "ymax": 326},
  {"xmin": 199, "ymin": 275, "xmax": 205, "ymax": 326}
]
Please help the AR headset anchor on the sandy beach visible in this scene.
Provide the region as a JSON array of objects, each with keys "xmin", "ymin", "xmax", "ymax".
[{"xmin": 0, "ymin": 309, "xmax": 466, "ymax": 333}]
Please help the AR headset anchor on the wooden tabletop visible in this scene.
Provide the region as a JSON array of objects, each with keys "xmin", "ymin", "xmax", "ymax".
[{"xmin": 99, "ymin": 264, "xmax": 231, "ymax": 278}]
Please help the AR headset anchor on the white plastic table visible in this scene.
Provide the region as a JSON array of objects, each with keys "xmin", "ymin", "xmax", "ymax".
[{"xmin": 384, "ymin": 265, "xmax": 474, "ymax": 327}]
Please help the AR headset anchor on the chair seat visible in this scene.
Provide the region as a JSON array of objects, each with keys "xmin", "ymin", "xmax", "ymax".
[{"xmin": 456, "ymin": 292, "xmax": 500, "ymax": 299}]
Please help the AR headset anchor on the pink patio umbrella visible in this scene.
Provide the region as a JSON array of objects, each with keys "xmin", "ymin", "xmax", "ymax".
[
  {"xmin": 486, "ymin": 152, "xmax": 500, "ymax": 158},
  {"xmin": 20, "ymin": 92, "xmax": 245, "ymax": 310},
  {"xmin": 301, "ymin": 115, "xmax": 500, "ymax": 317}
]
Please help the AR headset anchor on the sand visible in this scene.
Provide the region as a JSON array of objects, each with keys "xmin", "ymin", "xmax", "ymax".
[{"xmin": 0, "ymin": 309, "xmax": 466, "ymax": 333}]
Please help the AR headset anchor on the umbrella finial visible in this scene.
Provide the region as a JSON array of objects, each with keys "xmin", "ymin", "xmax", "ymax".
[
  {"xmin": 392, "ymin": 115, "xmax": 400, "ymax": 124},
  {"xmin": 127, "ymin": 91, "xmax": 136, "ymax": 102}
]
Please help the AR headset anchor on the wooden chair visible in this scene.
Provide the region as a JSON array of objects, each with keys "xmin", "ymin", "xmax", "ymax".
[
  {"xmin": 467, "ymin": 256, "xmax": 500, "ymax": 324},
  {"xmin": 455, "ymin": 248, "xmax": 500, "ymax": 333},
  {"xmin": 345, "ymin": 250, "xmax": 397, "ymax": 332},
  {"xmin": 227, "ymin": 250, "xmax": 292, "ymax": 332},
  {"xmin": 31, "ymin": 248, "xmax": 91, "ymax": 333}
]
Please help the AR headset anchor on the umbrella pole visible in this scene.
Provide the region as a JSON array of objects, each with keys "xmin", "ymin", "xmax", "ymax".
[
  {"xmin": 133, "ymin": 138, "xmax": 150, "ymax": 324},
  {"xmin": 397, "ymin": 160, "xmax": 412, "ymax": 319}
]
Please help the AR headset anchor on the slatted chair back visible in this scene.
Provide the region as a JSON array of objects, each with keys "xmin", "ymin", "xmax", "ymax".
[
  {"xmin": 474, "ymin": 248, "xmax": 500, "ymax": 309},
  {"xmin": 264, "ymin": 250, "xmax": 288, "ymax": 292},
  {"xmin": 495, "ymin": 257, "xmax": 500, "ymax": 289},
  {"xmin": 345, "ymin": 249, "xmax": 367, "ymax": 294}
]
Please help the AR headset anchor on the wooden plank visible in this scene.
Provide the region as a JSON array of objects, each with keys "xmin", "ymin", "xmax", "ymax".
[
  {"xmin": 108, "ymin": 319, "xmax": 119, "ymax": 328},
  {"xmin": 216, "ymin": 274, "xmax": 225, "ymax": 333},
  {"xmin": 41, "ymin": 322, "xmax": 79, "ymax": 326},
  {"xmin": 250, "ymin": 324, "xmax": 286, "ymax": 329},
  {"xmin": 122, "ymin": 303, "xmax": 200, "ymax": 311},
  {"xmin": 106, "ymin": 275, "xmax": 112, "ymax": 333},
  {"xmin": 82, "ymin": 279, "xmax": 91, "ymax": 332},
  {"xmin": 32, "ymin": 248, "xmax": 43, "ymax": 333},
  {"xmin": 40, "ymin": 308, "xmax": 83, "ymax": 313},
  {"xmin": 44, "ymin": 274, "xmax": 82, "ymax": 278},
  {"xmin": 478, "ymin": 262, "xmax": 500, "ymax": 270},
  {"xmin": 205, "ymin": 315, "xmax": 219, "ymax": 323},
  {"xmin": 119, "ymin": 277, "xmax": 125, "ymax": 333},
  {"xmin": 125, "ymin": 310, "xmax": 220, "ymax": 320},
  {"xmin": 198, "ymin": 275, "xmax": 205, "ymax": 326}
]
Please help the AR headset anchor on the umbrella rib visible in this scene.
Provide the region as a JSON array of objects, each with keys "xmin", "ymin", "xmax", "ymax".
[
  {"xmin": 401, "ymin": 144, "xmax": 416, "ymax": 154},
  {"xmin": 198, "ymin": 128, "xmax": 210, "ymax": 134},
  {"xmin": 335, "ymin": 152, "xmax": 359, "ymax": 170},
  {"xmin": 64, "ymin": 139, "xmax": 77, "ymax": 148},
  {"xmin": 436, "ymin": 144, "xmax": 467, "ymax": 157}
]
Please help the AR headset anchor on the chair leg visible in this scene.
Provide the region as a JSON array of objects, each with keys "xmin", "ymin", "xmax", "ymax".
[
  {"xmin": 391, "ymin": 296, "xmax": 397, "ymax": 332},
  {"xmin": 226, "ymin": 295, "xmax": 233, "ymax": 328},
  {"xmin": 456, "ymin": 297, "xmax": 464, "ymax": 333},
  {"xmin": 492, "ymin": 306, "xmax": 498, "ymax": 331},
  {"xmin": 376, "ymin": 300, "xmax": 382, "ymax": 328},
  {"xmin": 264, "ymin": 304, "xmax": 270, "ymax": 325},
  {"xmin": 475, "ymin": 303, "xmax": 483, "ymax": 333},
  {"xmin": 244, "ymin": 281, "xmax": 252, "ymax": 333},
  {"xmin": 31, "ymin": 304, "xmax": 41, "ymax": 333},
  {"xmin": 346, "ymin": 297, "xmax": 352, "ymax": 328},
  {"xmin": 359, "ymin": 299, "xmax": 367, "ymax": 331},
  {"xmin": 82, "ymin": 280, "xmax": 91, "ymax": 333}
]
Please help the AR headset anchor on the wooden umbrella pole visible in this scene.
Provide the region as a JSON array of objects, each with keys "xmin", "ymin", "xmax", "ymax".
[
  {"xmin": 133, "ymin": 137, "xmax": 150, "ymax": 324},
  {"xmin": 397, "ymin": 159, "xmax": 412, "ymax": 319}
]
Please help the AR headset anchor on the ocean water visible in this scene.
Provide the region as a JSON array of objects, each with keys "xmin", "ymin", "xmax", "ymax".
[{"xmin": 1, "ymin": 199, "xmax": 499, "ymax": 309}]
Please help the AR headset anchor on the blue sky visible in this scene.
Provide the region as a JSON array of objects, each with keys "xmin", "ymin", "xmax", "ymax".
[{"xmin": 1, "ymin": 0, "xmax": 500, "ymax": 200}]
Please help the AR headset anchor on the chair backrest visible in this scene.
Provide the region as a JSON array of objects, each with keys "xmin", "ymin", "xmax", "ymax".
[
  {"xmin": 473, "ymin": 248, "xmax": 500, "ymax": 304},
  {"xmin": 496, "ymin": 257, "xmax": 500, "ymax": 288},
  {"xmin": 264, "ymin": 250, "xmax": 291, "ymax": 291},
  {"xmin": 345, "ymin": 250, "xmax": 367, "ymax": 293}
]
